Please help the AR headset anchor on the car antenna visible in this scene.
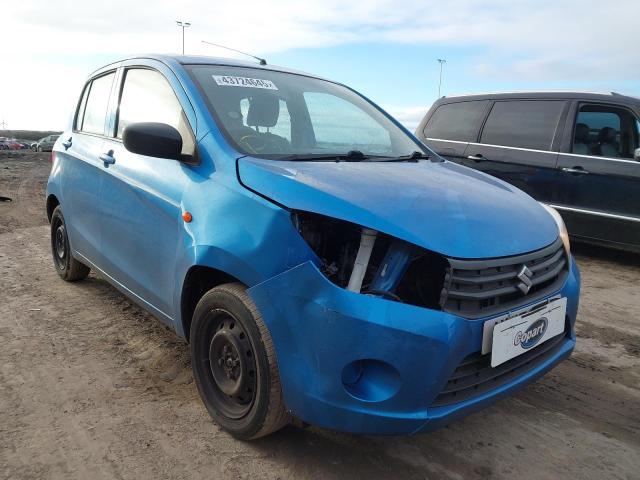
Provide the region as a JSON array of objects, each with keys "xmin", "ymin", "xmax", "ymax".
[{"xmin": 201, "ymin": 40, "xmax": 267, "ymax": 65}]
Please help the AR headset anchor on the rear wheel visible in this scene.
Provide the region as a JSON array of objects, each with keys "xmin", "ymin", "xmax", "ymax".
[
  {"xmin": 190, "ymin": 283, "xmax": 289, "ymax": 439},
  {"xmin": 50, "ymin": 206, "xmax": 90, "ymax": 282}
]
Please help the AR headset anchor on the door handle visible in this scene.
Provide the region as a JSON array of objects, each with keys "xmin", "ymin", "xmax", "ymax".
[
  {"xmin": 62, "ymin": 138, "xmax": 72, "ymax": 150},
  {"xmin": 99, "ymin": 151, "xmax": 116, "ymax": 165},
  {"xmin": 561, "ymin": 166, "xmax": 589, "ymax": 175},
  {"xmin": 467, "ymin": 154, "xmax": 485, "ymax": 162}
]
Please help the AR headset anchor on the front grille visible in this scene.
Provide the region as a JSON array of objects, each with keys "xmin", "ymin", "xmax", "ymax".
[
  {"xmin": 431, "ymin": 332, "xmax": 567, "ymax": 407},
  {"xmin": 440, "ymin": 238, "xmax": 568, "ymax": 318}
]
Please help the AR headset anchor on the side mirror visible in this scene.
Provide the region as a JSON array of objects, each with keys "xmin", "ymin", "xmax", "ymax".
[
  {"xmin": 635, "ymin": 148, "xmax": 640, "ymax": 162},
  {"xmin": 122, "ymin": 122, "xmax": 182, "ymax": 160}
]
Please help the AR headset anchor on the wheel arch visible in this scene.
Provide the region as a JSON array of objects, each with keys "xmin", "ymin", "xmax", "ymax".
[
  {"xmin": 180, "ymin": 265, "xmax": 242, "ymax": 342},
  {"xmin": 46, "ymin": 194, "xmax": 60, "ymax": 223}
]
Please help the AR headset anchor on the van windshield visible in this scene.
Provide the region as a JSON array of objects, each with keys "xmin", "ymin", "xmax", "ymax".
[{"xmin": 187, "ymin": 65, "xmax": 426, "ymax": 160}]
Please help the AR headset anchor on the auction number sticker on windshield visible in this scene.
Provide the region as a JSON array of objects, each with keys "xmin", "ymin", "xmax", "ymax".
[{"xmin": 212, "ymin": 75, "xmax": 278, "ymax": 90}]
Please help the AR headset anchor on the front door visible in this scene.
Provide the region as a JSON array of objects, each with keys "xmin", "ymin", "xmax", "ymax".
[
  {"xmin": 462, "ymin": 100, "xmax": 567, "ymax": 204},
  {"xmin": 98, "ymin": 65, "xmax": 197, "ymax": 323},
  {"xmin": 554, "ymin": 102, "xmax": 640, "ymax": 248}
]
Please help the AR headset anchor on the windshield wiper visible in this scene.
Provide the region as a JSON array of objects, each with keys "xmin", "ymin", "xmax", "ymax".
[
  {"xmin": 278, "ymin": 150, "xmax": 384, "ymax": 162},
  {"xmin": 380, "ymin": 151, "xmax": 431, "ymax": 162}
]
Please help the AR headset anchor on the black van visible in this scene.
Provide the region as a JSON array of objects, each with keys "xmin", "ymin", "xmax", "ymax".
[{"xmin": 416, "ymin": 92, "xmax": 640, "ymax": 252}]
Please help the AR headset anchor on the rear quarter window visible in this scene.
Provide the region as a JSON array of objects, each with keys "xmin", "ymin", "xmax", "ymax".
[
  {"xmin": 480, "ymin": 100, "xmax": 565, "ymax": 151},
  {"xmin": 81, "ymin": 72, "xmax": 116, "ymax": 135},
  {"xmin": 422, "ymin": 101, "xmax": 488, "ymax": 142}
]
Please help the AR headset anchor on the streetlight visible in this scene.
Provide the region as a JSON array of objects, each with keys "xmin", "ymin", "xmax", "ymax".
[
  {"xmin": 437, "ymin": 58, "xmax": 447, "ymax": 98},
  {"xmin": 176, "ymin": 21, "xmax": 191, "ymax": 55}
]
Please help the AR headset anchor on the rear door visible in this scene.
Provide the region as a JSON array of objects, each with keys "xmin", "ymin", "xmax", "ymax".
[
  {"xmin": 463, "ymin": 99, "xmax": 567, "ymax": 203},
  {"xmin": 60, "ymin": 70, "xmax": 117, "ymax": 265},
  {"xmin": 419, "ymin": 100, "xmax": 489, "ymax": 162},
  {"xmin": 553, "ymin": 101, "xmax": 640, "ymax": 248}
]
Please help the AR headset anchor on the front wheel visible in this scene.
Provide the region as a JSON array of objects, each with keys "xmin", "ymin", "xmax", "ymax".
[
  {"xmin": 50, "ymin": 206, "xmax": 90, "ymax": 281},
  {"xmin": 190, "ymin": 283, "xmax": 289, "ymax": 439}
]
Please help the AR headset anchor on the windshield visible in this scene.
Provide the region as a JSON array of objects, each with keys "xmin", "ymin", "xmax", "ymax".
[{"xmin": 187, "ymin": 65, "xmax": 426, "ymax": 160}]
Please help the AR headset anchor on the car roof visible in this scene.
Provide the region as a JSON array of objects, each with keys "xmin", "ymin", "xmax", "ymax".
[
  {"xmin": 90, "ymin": 54, "xmax": 325, "ymax": 81},
  {"xmin": 436, "ymin": 91, "xmax": 640, "ymax": 105}
]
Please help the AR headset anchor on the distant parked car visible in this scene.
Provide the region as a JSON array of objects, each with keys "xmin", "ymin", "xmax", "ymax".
[
  {"xmin": 36, "ymin": 135, "xmax": 59, "ymax": 152},
  {"xmin": 416, "ymin": 91, "xmax": 640, "ymax": 253},
  {"xmin": 4, "ymin": 140, "xmax": 23, "ymax": 150}
]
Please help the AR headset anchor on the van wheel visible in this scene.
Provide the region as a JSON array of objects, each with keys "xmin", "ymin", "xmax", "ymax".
[
  {"xmin": 50, "ymin": 206, "xmax": 90, "ymax": 281},
  {"xmin": 190, "ymin": 283, "xmax": 289, "ymax": 439}
]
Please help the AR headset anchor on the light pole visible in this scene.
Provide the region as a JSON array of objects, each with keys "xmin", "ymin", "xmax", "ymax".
[
  {"xmin": 176, "ymin": 21, "xmax": 191, "ymax": 55},
  {"xmin": 437, "ymin": 58, "xmax": 447, "ymax": 98}
]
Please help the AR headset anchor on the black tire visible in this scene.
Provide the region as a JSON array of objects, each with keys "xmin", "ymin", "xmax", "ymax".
[
  {"xmin": 50, "ymin": 206, "xmax": 90, "ymax": 282},
  {"xmin": 37, "ymin": 145, "xmax": 42, "ymax": 152},
  {"xmin": 190, "ymin": 283, "xmax": 289, "ymax": 439}
]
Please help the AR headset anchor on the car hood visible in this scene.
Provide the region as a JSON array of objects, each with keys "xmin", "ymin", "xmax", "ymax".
[{"xmin": 237, "ymin": 157, "xmax": 559, "ymax": 259}]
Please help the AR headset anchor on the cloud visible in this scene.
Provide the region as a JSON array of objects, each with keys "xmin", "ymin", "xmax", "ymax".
[
  {"xmin": 384, "ymin": 106, "xmax": 429, "ymax": 131},
  {"xmin": 2, "ymin": 0, "xmax": 639, "ymax": 129}
]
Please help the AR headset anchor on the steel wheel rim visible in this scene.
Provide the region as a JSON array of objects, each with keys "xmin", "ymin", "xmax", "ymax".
[
  {"xmin": 202, "ymin": 309, "xmax": 257, "ymax": 419},
  {"xmin": 52, "ymin": 219, "xmax": 67, "ymax": 270}
]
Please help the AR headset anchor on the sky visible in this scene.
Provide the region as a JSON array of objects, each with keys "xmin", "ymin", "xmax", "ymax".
[{"xmin": 1, "ymin": 0, "xmax": 638, "ymax": 132}]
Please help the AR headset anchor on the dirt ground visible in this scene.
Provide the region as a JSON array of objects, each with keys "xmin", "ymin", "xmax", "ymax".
[{"xmin": 1, "ymin": 150, "xmax": 639, "ymax": 480}]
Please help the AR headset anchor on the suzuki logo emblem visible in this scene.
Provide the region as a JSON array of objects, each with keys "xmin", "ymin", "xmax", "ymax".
[{"xmin": 516, "ymin": 265, "xmax": 533, "ymax": 294}]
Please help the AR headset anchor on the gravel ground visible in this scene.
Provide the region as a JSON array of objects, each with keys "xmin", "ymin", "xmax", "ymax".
[{"xmin": 1, "ymin": 150, "xmax": 639, "ymax": 480}]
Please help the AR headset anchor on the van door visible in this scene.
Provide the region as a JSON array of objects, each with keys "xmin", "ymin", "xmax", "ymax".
[
  {"xmin": 98, "ymin": 65, "xmax": 196, "ymax": 323},
  {"xmin": 553, "ymin": 102, "xmax": 640, "ymax": 249},
  {"xmin": 61, "ymin": 71, "xmax": 116, "ymax": 266},
  {"xmin": 463, "ymin": 100, "xmax": 567, "ymax": 204},
  {"xmin": 419, "ymin": 100, "xmax": 489, "ymax": 163}
]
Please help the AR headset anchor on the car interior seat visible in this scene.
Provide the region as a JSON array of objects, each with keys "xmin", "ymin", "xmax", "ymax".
[
  {"xmin": 594, "ymin": 126, "xmax": 619, "ymax": 157},
  {"xmin": 573, "ymin": 123, "xmax": 590, "ymax": 155},
  {"xmin": 246, "ymin": 94, "xmax": 290, "ymax": 152}
]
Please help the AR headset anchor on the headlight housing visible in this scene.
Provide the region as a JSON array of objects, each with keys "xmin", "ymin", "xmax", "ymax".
[
  {"xmin": 291, "ymin": 210, "xmax": 446, "ymax": 309},
  {"xmin": 542, "ymin": 204, "xmax": 570, "ymax": 256}
]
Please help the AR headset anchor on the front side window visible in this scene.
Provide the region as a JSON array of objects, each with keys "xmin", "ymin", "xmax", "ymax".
[
  {"xmin": 81, "ymin": 72, "xmax": 115, "ymax": 135},
  {"xmin": 480, "ymin": 100, "xmax": 565, "ymax": 151},
  {"xmin": 573, "ymin": 104, "xmax": 639, "ymax": 159},
  {"xmin": 117, "ymin": 68, "xmax": 195, "ymax": 155},
  {"xmin": 423, "ymin": 101, "xmax": 488, "ymax": 142},
  {"xmin": 187, "ymin": 65, "xmax": 425, "ymax": 159}
]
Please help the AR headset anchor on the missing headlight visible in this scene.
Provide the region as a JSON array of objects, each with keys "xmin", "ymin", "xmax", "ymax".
[{"xmin": 292, "ymin": 210, "xmax": 446, "ymax": 310}]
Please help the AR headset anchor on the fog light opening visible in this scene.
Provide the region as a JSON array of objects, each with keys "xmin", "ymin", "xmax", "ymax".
[{"xmin": 341, "ymin": 359, "xmax": 401, "ymax": 403}]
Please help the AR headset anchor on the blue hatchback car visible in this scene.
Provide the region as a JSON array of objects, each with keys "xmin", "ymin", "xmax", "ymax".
[{"xmin": 46, "ymin": 55, "xmax": 580, "ymax": 439}]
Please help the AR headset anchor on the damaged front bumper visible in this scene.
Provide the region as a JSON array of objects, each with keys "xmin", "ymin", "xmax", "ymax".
[{"xmin": 248, "ymin": 257, "xmax": 580, "ymax": 435}]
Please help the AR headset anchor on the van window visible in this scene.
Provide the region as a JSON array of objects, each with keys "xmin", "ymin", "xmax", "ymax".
[
  {"xmin": 480, "ymin": 100, "xmax": 564, "ymax": 151},
  {"xmin": 423, "ymin": 101, "xmax": 488, "ymax": 142},
  {"xmin": 573, "ymin": 104, "xmax": 639, "ymax": 159},
  {"xmin": 81, "ymin": 72, "xmax": 115, "ymax": 135},
  {"xmin": 117, "ymin": 68, "xmax": 195, "ymax": 155}
]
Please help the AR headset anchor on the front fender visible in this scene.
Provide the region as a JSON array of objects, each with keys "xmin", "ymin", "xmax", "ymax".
[{"xmin": 172, "ymin": 183, "xmax": 314, "ymax": 337}]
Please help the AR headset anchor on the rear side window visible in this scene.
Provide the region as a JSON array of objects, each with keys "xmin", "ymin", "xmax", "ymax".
[
  {"xmin": 480, "ymin": 100, "xmax": 564, "ymax": 151},
  {"xmin": 74, "ymin": 84, "xmax": 90, "ymax": 131},
  {"xmin": 81, "ymin": 72, "xmax": 115, "ymax": 135},
  {"xmin": 423, "ymin": 101, "xmax": 488, "ymax": 142},
  {"xmin": 116, "ymin": 68, "xmax": 195, "ymax": 155}
]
